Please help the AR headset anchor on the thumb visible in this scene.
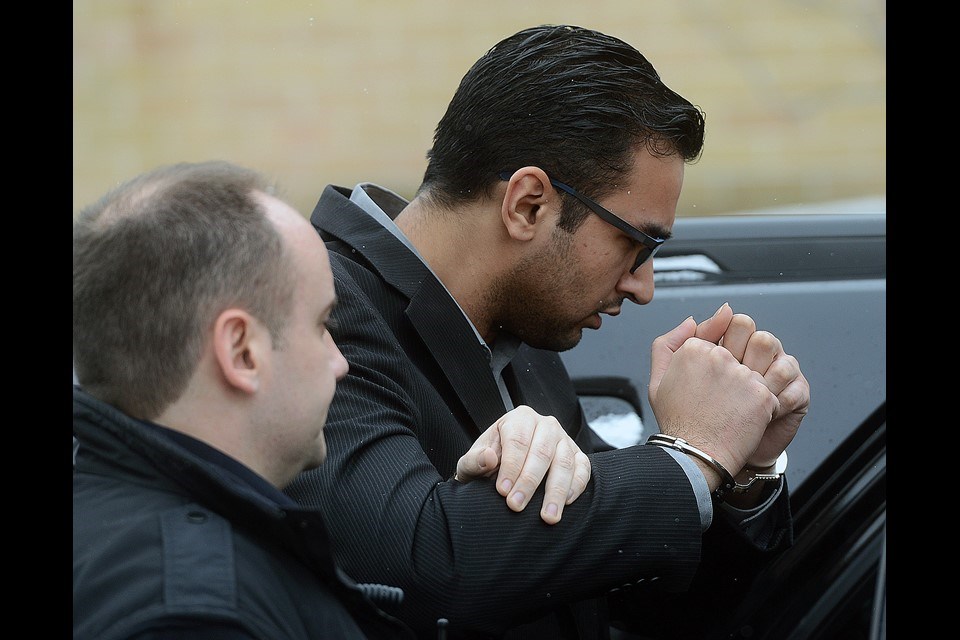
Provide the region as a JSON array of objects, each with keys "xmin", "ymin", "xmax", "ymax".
[
  {"xmin": 455, "ymin": 447, "xmax": 499, "ymax": 482},
  {"xmin": 454, "ymin": 425, "xmax": 500, "ymax": 482},
  {"xmin": 694, "ymin": 302, "xmax": 733, "ymax": 344},
  {"xmin": 649, "ymin": 315, "xmax": 697, "ymax": 396}
]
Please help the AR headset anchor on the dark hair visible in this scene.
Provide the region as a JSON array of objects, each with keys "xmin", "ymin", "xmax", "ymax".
[
  {"xmin": 73, "ymin": 160, "xmax": 296, "ymax": 419},
  {"xmin": 420, "ymin": 24, "xmax": 706, "ymax": 230}
]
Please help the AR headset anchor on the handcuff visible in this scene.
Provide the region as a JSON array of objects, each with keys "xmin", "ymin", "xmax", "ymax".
[{"xmin": 646, "ymin": 433, "xmax": 787, "ymax": 502}]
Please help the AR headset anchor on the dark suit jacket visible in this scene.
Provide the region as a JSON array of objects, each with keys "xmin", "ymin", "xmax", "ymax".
[{"xmin": 285, "ymin": 185, "xmax": 792, "ymax": 640}]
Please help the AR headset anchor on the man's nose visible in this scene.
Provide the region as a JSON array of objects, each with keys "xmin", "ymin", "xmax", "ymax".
[{"xmin": 616, "ymin": 259, "xmax": 655, "ymax": 305}]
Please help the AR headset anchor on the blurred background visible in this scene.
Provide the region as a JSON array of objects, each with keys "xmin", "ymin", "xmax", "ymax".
[{"xmin": 73, "ymin": 0, "xmax": 885, "ymax": 219}]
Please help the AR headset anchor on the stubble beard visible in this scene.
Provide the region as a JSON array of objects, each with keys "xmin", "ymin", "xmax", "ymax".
[{"xmin": 484, "ymin": 231, "xmax": 587, "ymax": 352}]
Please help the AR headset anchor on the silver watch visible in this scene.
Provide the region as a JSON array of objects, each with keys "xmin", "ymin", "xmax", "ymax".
[{"xmin": 732, "ymin": 451, "xmax": 788, "ymax": 493}]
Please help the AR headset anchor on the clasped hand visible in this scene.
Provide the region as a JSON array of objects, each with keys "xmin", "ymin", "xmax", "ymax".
[{"xmin": 649, "ymin": 302, "xmax": 810, "ymax": 484}]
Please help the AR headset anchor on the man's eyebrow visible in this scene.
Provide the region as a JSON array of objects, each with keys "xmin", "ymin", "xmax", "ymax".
[{"xmin": 637, "ymin": 221, "xmax": 672, "ymax": 241}]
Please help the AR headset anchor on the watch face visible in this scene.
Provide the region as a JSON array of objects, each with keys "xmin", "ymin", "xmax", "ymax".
[{"xmin": 773, "ymin": 451, "xmax": 788, "ymax": 475}]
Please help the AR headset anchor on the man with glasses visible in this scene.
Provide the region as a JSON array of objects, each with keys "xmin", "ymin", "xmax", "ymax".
[{"xmin": 287, "ymin": 24, "xmax": 809, "ymax": 639}]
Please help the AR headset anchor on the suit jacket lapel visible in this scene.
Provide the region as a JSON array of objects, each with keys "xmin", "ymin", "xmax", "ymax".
[
  {"xmin": 311, "ymin": 185, "xmax": 508, "ymax": 434},
  {"xmin": 405, "ymin": 276, "xmax": 508, "ymax": 433}
]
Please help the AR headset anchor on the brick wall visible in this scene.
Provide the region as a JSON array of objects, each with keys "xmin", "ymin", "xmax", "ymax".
[{"xmin": 73, "ymin": 0, "xmax": 885, "ymax": 218}]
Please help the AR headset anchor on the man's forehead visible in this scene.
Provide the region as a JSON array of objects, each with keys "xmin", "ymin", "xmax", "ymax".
[{"xmin": 602, "ymin": 171, "xmax": 682, "ymax": 238}]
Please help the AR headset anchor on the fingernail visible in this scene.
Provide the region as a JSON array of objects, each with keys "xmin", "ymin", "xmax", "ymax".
[
  {"xmin": 567, "ymin": 489, "xmax": 574, "ymax": 502},
  {"xmin": 510, "ymin": 491, "xmax": 525, "ymax": 508},
  {"xmin": 500, "ymin": 479, "xmax": 512, "ymax": 493},
  {"xmin": 545, "ymin": 503, "xmax": 558, "ymax": 518}
]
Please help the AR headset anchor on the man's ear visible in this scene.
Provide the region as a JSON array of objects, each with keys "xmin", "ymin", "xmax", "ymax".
[
  {"xmin": 212, "ymin": 309, "xmax": 265, "ymax": 395},
  {"xmin": 500, "ymin": 166, "xmax": 555, "ymax": 241}
]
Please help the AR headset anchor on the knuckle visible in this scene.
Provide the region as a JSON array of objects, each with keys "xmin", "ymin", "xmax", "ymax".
[
  {"xmin": 767, "ymin": 354, "xmax": 800, "ymax": 382},
  {"xmin": 765, "ymin": 359, "xmax": 791, "ymax": 385},
  {"xmin": 577, "ymin": 450, "xmax": 591, "ymax": 469},
  {"xmin": 684, "ymin": 337, "xmax": 713, "ymax": 356},
  {"xmin": 750, "ymin": 330, "xmax": 780, "ymax": 352},
  {"xmin": 531, "ymin": 442, "xmax": 556, "ymax": 463},
  {"xmin": 516, "ymin": 470, "xmax": 541, "ymax": 488},
  {"xmin": 730, "ymin": 313, "xmax": 757, "ymax": 332},
  {"xmin": 553, "ymin": 452, "xmax": 576, "ymax": 471},
  {"xmin": 708, "ymin": 344, "xmax": 736, "ymax": 366},
  {"xmin": 779, "ymin": 383, "xmax": 810, "ymax": 412},
  {"xmin": 575, "ymin": 465, "xmax": 591, "ymax": 485},
  {"xmin": 504, "ymin": 429, "xmax": 532, "ymax": 449},
  {"xmin": 770, "ymin": 358, "xmax": 800, "ymax": 380},
  {"xmin": 781, "ymin": 352, "xmax": 800, "ymax": 370},
  {"xmin": 575, "ymin": 454, "xmax": 592, "ymax": 480},
  {"xmin": 516, "ymin": 404, "xmax": 540, "ymax": 420}
]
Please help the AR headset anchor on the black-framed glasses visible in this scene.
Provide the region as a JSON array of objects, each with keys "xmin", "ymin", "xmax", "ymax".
[{"xmin": 498, "ymin": 171, "xmax": 665, "ymax": 273}]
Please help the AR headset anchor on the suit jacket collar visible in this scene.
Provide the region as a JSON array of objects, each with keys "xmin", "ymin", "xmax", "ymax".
[
  {"xmin": 311, "ymin": 185, "xmax": 427, "ymax": 300},
  {"xmin": 311, "ymin": 185, "xmax": 508, "ymax": 432}
]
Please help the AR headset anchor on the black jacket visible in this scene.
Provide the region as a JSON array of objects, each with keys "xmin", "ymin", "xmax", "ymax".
[
  {"xmin": 284, "ymin": 185, "xmax": 793, "ymax": 639},
  {"xmin": 73, "ymin": 387, "xmax": 413, "ymax": 640}
]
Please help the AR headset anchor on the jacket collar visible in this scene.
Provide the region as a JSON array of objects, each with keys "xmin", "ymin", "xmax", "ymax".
[
  {"xmin": 310, "ymin": 186, "xmax": 509, "ymax": 433},
  {"xmin": 73, "ymin": 387, "xmax": 293, "ymax": 516}
]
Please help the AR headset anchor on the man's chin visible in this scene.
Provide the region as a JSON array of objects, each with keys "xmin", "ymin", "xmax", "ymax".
[{"xmin": 527, "ymin": 330, "xmax": 583, "ymax": 353}]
